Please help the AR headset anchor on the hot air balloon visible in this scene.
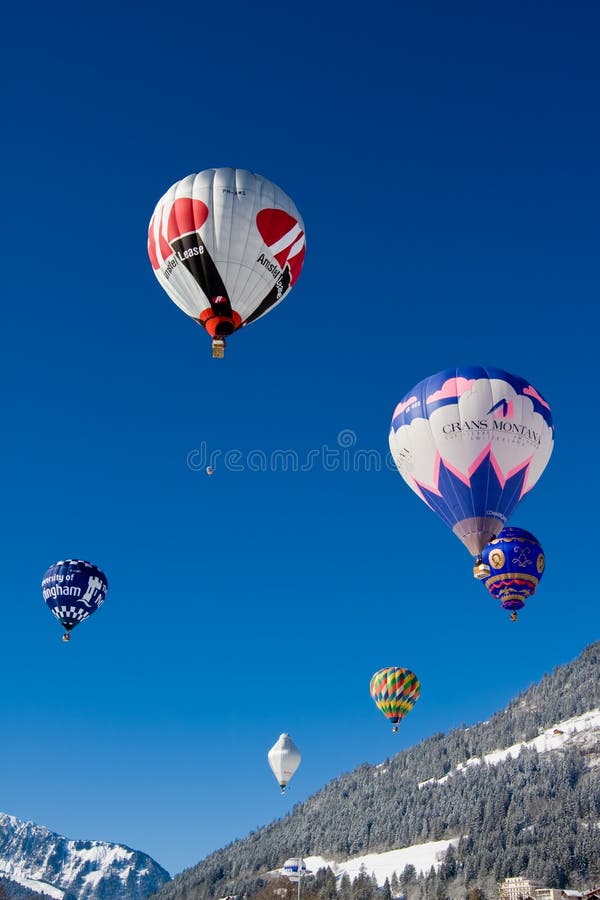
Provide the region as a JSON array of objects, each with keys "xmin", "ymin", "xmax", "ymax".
[
  {"xmin": 282, "ymin": 859, "xmax": 311, "ymax": 883},
  {"xmin": 206, "ymin": 466, "xmax": 214, "ymax": 476},
  {"xmin": 42, "ymin": 559, "xmax": 108, "ymax": 642},
  {"xmin": 480, "ymin": 526, "xmax": 545, "ymax": 621},
  {"xmin": 268, "ymin": 733, "xmax": 301, "ymax": 793},
  {"xmin": 388, "ymin": 366, "xmax": 554, "ymax": 577},
  {"xmin": 148, "ymin": 168, "xmax": 306, "ymax": 357},
  {"xmin": 370, "ymin": 666, "xmax": 420, "ymax": 732}
]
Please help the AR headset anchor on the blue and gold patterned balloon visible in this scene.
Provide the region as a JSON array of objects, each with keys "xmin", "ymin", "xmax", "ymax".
[{"xmin": 481, "ymin": 527, "xmax": 544, "ymax": 620}]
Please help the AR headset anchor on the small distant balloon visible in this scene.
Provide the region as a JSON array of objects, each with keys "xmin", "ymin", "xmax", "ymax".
[
  {"xmin": 42, "ymin": 559, "xmax": 108, "ymax": 642},
  {"xmin": 480, "ymin": 526, "xmax": 545, "ymax": 621},
  {"xmin": 267, "ymin": 733, "xmax": 301, "ymax": 793},
  {"xmin": 206, "ymin": 466, "xmax": 214, "ymax": 476},
  {"xmin": 370, "ymin": 666, "xmax": 421, "ymax": 732}
]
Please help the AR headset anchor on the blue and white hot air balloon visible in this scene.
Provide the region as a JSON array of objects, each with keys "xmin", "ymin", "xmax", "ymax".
[
  {"xmin": 388, "ymin": 366, "xmax": 554, "ymax": 576},
  {"xmin": 42, "ymin": 560, "xmax": 108, "ymax": 642},
  {"xmin": 282, "ymin": 859, "xmax": 312, "ymax": 883}
]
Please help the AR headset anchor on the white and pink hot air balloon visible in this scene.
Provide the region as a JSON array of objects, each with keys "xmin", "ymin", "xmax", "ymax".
[{"xmin": 388, "ymin": 365, "xmax": 554, "ymax": 578}]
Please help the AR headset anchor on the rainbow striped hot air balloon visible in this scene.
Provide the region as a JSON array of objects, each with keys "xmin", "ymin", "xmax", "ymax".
[{"xmin": 370, "ymin": 666, "xmax": 421, "ymax": 733}]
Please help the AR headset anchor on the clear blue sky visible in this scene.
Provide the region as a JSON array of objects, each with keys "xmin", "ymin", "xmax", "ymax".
[{"xmin": 1, "ymin": 0, "xmax": 599, "ymax": 878}]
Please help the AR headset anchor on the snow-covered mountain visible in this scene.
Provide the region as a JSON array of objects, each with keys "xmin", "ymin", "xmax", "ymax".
[
  {"xmin": 0, "ymin": 813, "xmax": 170, "ymax": 899},
  {"xmin": 151, "ymin": 640, "xmax": 600, "ymax": 900},
  {"xmin": 295, "ymin": 708, "xmax": 600, "ymax": 888},
  {"xmin": 418, "ymin": 708, "xmax": 600, "ymax": 788}
]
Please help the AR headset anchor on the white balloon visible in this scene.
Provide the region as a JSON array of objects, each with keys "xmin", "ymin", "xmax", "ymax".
[{"xmin": 268, "ymin": 733, "xmax": 301, "ymax": 793}]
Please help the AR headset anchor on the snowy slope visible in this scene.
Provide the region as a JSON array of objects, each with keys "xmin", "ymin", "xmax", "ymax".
[
  {"xmin": 418, "ymin": 708, "xmax": 600, "ymax": 788},
  {"xmin": 281, "ymin": 711, "xmax": 600, "ymax": 888},
  {"xmin": 303, "ymin": 839, "xmax": 461, "ymax": 885},
  {"xmin": 0, "ymin": 813, "xmax": 170, "ymax": 899},
  {"xmin": 0, "ymin": 868, "xmax": 65, "ymax": 898}
]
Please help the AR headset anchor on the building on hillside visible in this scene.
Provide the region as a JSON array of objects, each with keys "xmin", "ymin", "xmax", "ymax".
[
  {"xmin": 499, "ymin": 877, "xmax": 543, "ymax": 900},
  {"xmin": 534, "ymin": 890, "xmax": 562, "ymax": 900},
  {"xmin": 499, "ymin": 879, "xmax": 593, "ymax": 900}
]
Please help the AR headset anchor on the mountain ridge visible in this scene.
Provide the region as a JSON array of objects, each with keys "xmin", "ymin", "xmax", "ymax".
[
  {"xmin": 151, "ymin": 641, "xmax": 600, "ymax": 900},
  {"xmin": 0, "ymin": 813, "xmax": 171, "ymax": 899}
]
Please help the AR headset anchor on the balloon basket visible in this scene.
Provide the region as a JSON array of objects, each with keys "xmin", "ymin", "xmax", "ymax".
[
  {"xmin": 62, "ymin": 633, "xmax": 70, "ymax": 643},
  {"xmin": 473, "ymin": 559, "xmax": 491, "ymax": 580},
  {"xmin": 212, "ymin": 339, "xmax": 225, "ymax": 358}
]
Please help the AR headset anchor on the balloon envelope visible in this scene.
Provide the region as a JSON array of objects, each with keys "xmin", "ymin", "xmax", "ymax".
[
  {"xmin": 282, "ymin": 859, "xmax": 310, "ymax": 882},
  {"xmin": 481, "ymin": 526, "xmax": 545, "ymax": 613},
  {"xmin": 389, "ymin": 366, "xmax": 554, "ymax": 556},
  {"xmin": 148, "ymin": 168, "xmax": 306, "ymax": 352},
  {"xmin": 370, "ymin": 666, "xmax": 421, "ymax": 730},
  {"xmin": 42, "ymin": 559, "xmax": 108, "ymax": 635},
  {"xmin": 268, "ymin": 733, "xmax": 301, "ymax": 791}
]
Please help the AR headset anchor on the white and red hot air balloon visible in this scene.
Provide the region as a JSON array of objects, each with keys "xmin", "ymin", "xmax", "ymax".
[
  {"xmin": 148, "ymin": 168, "xmax": 306, "ymax": 357},
  {"xmin": 268, "ymin": 733, "xmax": 301, "ymax": 793}
]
